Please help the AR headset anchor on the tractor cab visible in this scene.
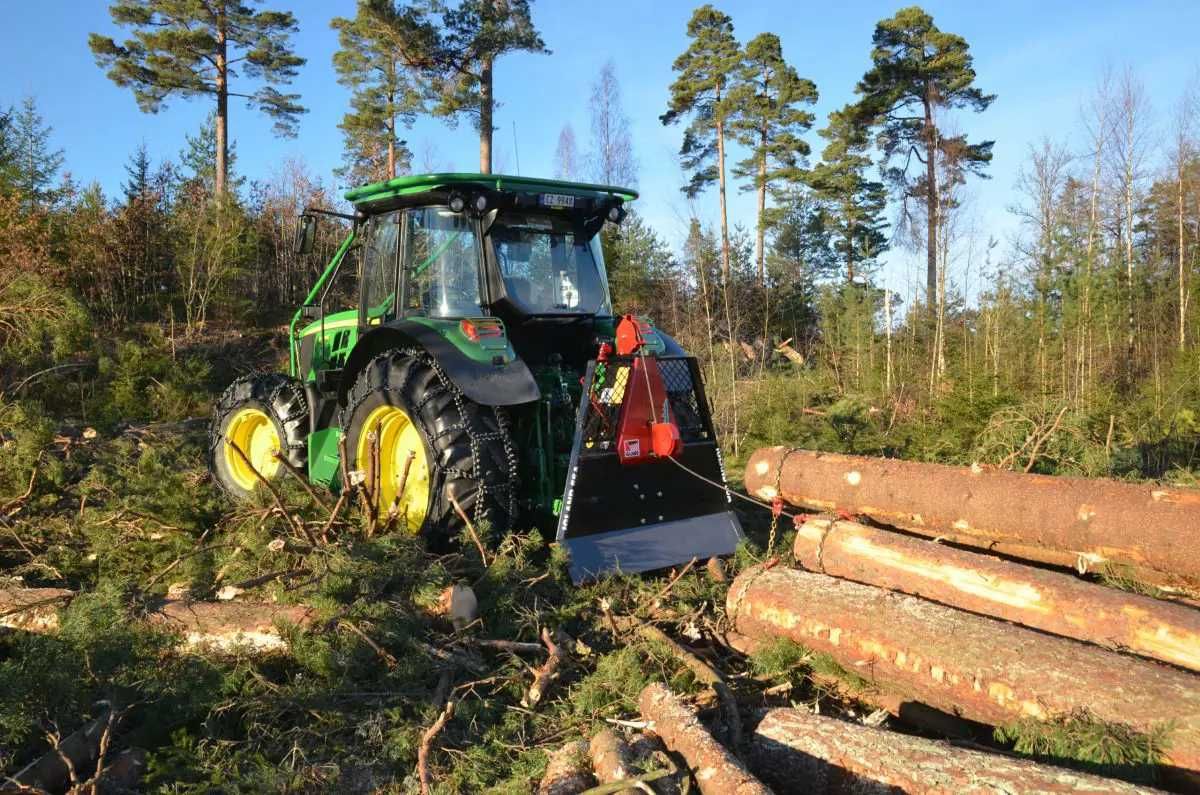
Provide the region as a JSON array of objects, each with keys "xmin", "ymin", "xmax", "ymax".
[{"xmin": 212, "ymin": 174, "xmax": 742, "ymax": 583}]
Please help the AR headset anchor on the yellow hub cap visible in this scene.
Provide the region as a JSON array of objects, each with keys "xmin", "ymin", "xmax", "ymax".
[
  {"xmin": 224, "ymin": 408, "xmax": 283, "ymax": 492},
  {"xmin": 357, "ymin": 405, "xmax": 431, "ymax": 534}
]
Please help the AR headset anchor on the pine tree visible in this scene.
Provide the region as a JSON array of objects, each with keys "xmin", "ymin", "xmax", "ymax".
[
  {"xmin": 553, "ymin": 125, "xmax": 579, "ymax": 180},
  {"xmin": 332, "ymin": 1, "xmax": 423, "ymax": 185},
  {"xmin": 0, "ymin": 107, "xmax": 18, "ymax": 193},
  {"xmin": 12, "ymin": 97, "xmax": 65, "ymax": 212},
  {"xmin": 588, "ymin": 60, "xmax": 637, "ymax": 187},
  {"xmin": 853, "ymin": 5, "xmax": 994, "ymax": 301},
  {"xmin": 401, "ymin": 0, "xmax": 546, "ymax": 174},
  {"xmin": 90, "ymin": 0, "xmax": 306, "ymax": 197},
  {"xmin": 661, "ymin": 5, "xmax": 741, "ymax": 282},
  {"xmin": 180, "ymin": 113, "xmax": 244, "ymax": 195},
  {"xmin": 122, "ymin": 142, "xmax": 152, "ymax": 204},
  {"xmin": 808, "ymin": 104, "xmax": 889, "ymax": 282},
  {"xmin": 727, "ymin": 33, "xmax": 817, "ymax": 284}
]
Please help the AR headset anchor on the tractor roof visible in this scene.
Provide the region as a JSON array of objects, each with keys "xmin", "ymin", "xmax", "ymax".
[{"xmin": 344, "ymin": 172, "xmax": 638, "ymax": 208}]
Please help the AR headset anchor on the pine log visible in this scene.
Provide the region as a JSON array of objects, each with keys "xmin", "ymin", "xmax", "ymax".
[
  {"xmin": 744, "ymin": 447, "xmax": 1200, "ymax": 588},
  {"xmin": 590, "ymin": 729, "xmax": 638, "ymax": 793},
  {"xmin": 749, "ymin": 707, "xmax": 1159, "ymax": 793},
  {"xmin": 726, "ymin": 566, "xmax": 1200, "ymax": 778},
  {"xmin": 794, "ymin": 518, "xmax": 1200, "ymax": 672},
  {"xmin": 638, "ymin": 683, "xmax": 772, "ymax": 795},
  {"xmin": 538, "ymin": 740, "xmax": 595, "ymax": 795},
  {"xmin": 0, "ymin": 586, "xmax": 313, "ymax": 652}
]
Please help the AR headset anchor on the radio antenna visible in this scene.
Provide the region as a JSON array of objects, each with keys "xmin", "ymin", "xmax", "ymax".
[{"xmin": 512, "ymin": 121, "xmax": 521, "ymax": 175}]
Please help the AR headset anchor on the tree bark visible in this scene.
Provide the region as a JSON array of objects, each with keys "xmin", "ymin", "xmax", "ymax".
[
  {"xmin": 638, "ymin": 683, "xmax": 771, "ymax": 795},
  {"xmin": 793, "ymin": 518, "xmax": 1200, "ymax": 671},
  {"xmin": 755, "ymin": 129, "xmax": 767, "ymax": 285},
  {"xmin": 727, "ymin": 566, "xmax": 1200, "ymax": 780},
  {"xmin": 479, "ymin": 55, "xmax": 494, "ymax": 174},
  {"xmin": 589, "ymin": 729, "xmax": 638, "ymax": 793},
  {"xmin": 749, "ymin": 708, "xmax": 1156, "ymax": 794},
  {"xmin": 745, "ymin": 447, "xmax": 1200, "ymax": 589},
  {"xmin": 537, "ymin": 740, "xmax": 594, "ymax": 795},
  {"xmin": 0, "ymin": 586, "xmax": 314, "ymax": 653},
  {"xmin": 215, "ymin": 6, "xmax": 228, "ymax": 198},
  {"xmin": 715, "ymin": 117, "xmax": 731, "ymax": 282},
  {"xmin": 923, "ymin": 83, "xmax": 938, "ymax": 304}
]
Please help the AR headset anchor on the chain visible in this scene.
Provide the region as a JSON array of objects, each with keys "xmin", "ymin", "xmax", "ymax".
[{"xmin": 765, "ymin": 448, "xmax": 800, "ymax": 557}]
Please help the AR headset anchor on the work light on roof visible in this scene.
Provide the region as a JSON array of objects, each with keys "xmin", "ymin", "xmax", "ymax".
[
  {"xmin": 448, "ymin": 193, "xmax": 466, "ymax": 213},
  {"xmin": 474, "ymin": 194, "xmax": 488, "ymax": 214}
]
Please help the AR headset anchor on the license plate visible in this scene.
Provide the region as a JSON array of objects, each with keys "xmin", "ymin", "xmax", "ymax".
[{"xmin": 540, "ymin": 193, "xmax": 575, "ymax": 208}]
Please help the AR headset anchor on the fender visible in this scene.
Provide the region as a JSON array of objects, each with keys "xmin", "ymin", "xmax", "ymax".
[{"xmin": 339, "ymin": 320, "xmax": 541, "ymax": 408}]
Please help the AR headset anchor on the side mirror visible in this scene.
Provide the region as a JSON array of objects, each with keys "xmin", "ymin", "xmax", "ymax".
[
  {"xmin": 301, "ymin": 304, "xmax": 320, "ymax": 320},
  {"xmin": 295, "ymin": 215, "xmax": 316, "ymax": 256}
]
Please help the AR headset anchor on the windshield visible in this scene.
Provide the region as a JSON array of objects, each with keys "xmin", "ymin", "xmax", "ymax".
[{"xmin": 491, "ymin": 212, "xmax": 612, "ymax": 315}]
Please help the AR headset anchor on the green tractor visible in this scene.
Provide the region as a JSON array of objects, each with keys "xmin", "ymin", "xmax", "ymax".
[{"xmin": 208, "ymin": 173, "xmax": 742, "ymax": 581}]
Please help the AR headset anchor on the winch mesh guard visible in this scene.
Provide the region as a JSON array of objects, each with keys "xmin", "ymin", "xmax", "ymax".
[{"xmin": 556, "ymin": 355, "xmax": 743, "ymax": 583}]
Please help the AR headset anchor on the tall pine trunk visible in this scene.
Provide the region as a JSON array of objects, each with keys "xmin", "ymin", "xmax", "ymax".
[
  {"xmin": 1179, "ymin": 154, "xmax": 1187, "ymax": 350},
  {"xmin": 923, "ymin": 86, "xmax": 939, "ymax": 304},
  {"xmin": 479, "ymin": 55, "xmax": 494, "ymax": 174},
  {"xmin": 215, "ymin": 8, "xmax": 228, "ymax": 198},
  {"xmin": 714, "ymin": 114, "xmax": 737, "ymax": 454},
  {"xmin": 755, "ymin": 128, "xmax": 767, "ymax": 285}
]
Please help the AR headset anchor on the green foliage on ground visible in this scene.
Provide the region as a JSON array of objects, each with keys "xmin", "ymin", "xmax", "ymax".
[{"xmin": 995, "ymin": 710, "xmax": 1173, "ymax": 785}]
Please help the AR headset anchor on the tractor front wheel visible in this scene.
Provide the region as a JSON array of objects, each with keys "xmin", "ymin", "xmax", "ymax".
[
  {"xmin": 209, "ymin": 374, "xmax": 308, "ymax": 499},
  {"xmin": 340, "ymin": 350, "xmax": 517, "ymax": 544}
]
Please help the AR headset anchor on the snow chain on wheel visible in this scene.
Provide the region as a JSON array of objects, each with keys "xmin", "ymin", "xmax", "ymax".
[
  {"xmin": 340, "ymin": 349, "xmax": 518, "ymax": 545},
  {"xmin": 209, "ymin": 373, "xmax": 309, "ymax": 499}
]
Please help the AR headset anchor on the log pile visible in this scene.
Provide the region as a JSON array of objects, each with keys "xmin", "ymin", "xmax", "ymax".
[{"xmin": 729, "ymin": 447, "xmax": 1200, "ymax": 792}]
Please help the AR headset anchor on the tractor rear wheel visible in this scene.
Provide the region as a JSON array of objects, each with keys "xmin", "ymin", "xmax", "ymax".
[
  {"xmin": 209, "ymin": 374, "xmax": 308, "ymax": 499},
  {"xmin": 340, "ymin": 350, "xmax": 517, "ymax": 543}
]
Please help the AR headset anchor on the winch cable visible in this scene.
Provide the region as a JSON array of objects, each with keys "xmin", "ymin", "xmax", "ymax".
[{"xmin": 661, "ymin": 448, "xmax": 810, "ymax": 556}]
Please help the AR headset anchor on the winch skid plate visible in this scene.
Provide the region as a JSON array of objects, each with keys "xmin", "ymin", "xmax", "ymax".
[{"xmin": 555, "ymin": 355, "xmax": 743, "ymax": 583}]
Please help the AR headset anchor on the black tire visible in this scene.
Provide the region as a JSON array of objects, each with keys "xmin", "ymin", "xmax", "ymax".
[
  {"xmin": 208, "ymin": 373, "xmax": 308, "ymax": 499},
  {"xmin": 340, "ymin": 349, "xmax": 518, "ymax": 544}
]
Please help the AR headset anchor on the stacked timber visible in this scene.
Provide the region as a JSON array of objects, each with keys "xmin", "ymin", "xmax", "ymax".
[
  {"xmin": 732, "ymin": 447, "xmax": 1200, "ymax": 792},
  {"xmin": 744, "ymin": 447, "xmax": 1200, "ymax": 590}
]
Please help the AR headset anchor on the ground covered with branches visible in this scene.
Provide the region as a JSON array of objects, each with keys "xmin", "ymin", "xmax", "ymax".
[{"xmin": 4, "ymin": 327, "xmax": 1189, "ymax": 793}]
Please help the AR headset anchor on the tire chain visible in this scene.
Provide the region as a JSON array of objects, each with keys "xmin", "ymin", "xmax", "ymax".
[{"xmin": 343, "ymin": 348, "xmax": 519, "ymax": 537}]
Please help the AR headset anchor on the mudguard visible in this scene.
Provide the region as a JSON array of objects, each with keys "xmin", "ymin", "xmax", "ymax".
[{"xmin": 339, "ymin": 320, "xmax": 541, "ymax": 408}]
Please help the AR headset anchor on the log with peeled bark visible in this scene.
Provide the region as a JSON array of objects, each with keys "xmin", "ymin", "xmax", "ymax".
[
  {"xmin": 749, "ymin": 707, "xmax": 1160, "ymax": 794},
  {"xmin": 744, "ymin": 447, "xmax": 1200, "ymax": 589},
  {"xmin": 726, "ymin": 566, "xmax": 1200, "ymax": 780},
  {"xmin": 793, "ymin": 518, "xmax": 1200, "ymax": 672},
  {"xmin": 638, "ymin": 683, "xmax": 772, "ymax": 795},
  {"xmin": 0, "ymin": 586, "xmax": 314, "ymax": 653}
]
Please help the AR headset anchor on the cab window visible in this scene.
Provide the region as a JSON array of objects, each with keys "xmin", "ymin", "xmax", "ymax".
[
  {"xmin": 403, "ymin": 207, "xmax": 483, "ymax": 318},
  {"xmin": 361, "ymin": 211, "xmax": 401, "ymax": 323}
]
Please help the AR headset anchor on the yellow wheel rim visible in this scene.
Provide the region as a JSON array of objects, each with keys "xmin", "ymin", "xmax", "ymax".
[
  {"xmin": 223, "ymin": 408, "xmax": 283, "ymax": 492},
  {"xmin": 357, "ymin": 404, "xmax": 431, "ymax": 534}
]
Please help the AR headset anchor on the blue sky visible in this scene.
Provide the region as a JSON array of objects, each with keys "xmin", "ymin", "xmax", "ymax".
[{"xmin": 4, "ymin": 1, "xmax": 1199, "ymax": 300}]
